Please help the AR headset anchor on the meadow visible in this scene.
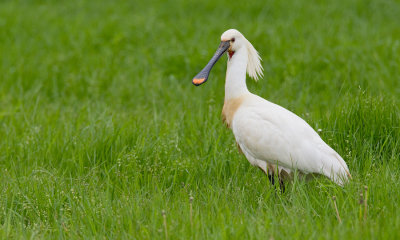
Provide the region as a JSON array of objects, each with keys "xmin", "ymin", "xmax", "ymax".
[{"xmin": 1, "ymin": 0, "xmax": 400, "ymax": 239}]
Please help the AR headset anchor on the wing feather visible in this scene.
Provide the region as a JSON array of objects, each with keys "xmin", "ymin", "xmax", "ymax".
[{"xmin": 232, "ymin": 94, "xmax": 350, "ymax": 185}]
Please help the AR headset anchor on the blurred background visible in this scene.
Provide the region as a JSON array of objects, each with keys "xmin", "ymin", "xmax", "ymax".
[{"xmin": 0, "ymin": 0, "xmax": 399, "ymax": 238}]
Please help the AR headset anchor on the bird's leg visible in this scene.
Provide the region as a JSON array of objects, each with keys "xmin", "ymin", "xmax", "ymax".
[
  {"xmin": 278, "ymin": 177, "xmax": 285, "ymax": 193},
  {"xmin": 257, "ymin": 165, "xmax": 285, "ymax": 192},
  {"xmin": 268, "ymin": 174, "xmax": 275, "ymax": 185},
  {"xmin": 258, "ymin": 166, "xmax": 276, "ymax": 186},
  {"xmin": 270, "ymin": 174, "xmax": 285, "ymax": 193},
  {"xmin": 266, "ymin": 167, "xmax": 286, "ymax": 193}
]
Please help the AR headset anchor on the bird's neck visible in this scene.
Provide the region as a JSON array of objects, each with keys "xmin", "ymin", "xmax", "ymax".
[{"xmin": 224, "ymin": 47, "xmax": 249, "ymax": 101}]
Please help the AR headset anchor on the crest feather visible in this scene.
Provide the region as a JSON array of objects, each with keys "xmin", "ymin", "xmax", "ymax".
[{"xmin": 245, "ymin": 39, "xmax": 263, "ymax": 81}]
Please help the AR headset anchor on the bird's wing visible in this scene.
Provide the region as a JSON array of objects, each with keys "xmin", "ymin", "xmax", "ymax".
[
  {"xmin": 232, "ymin": 95, "xmax": 350, "ymax": 184},
  {"xmin": 232, "ymin": 103, "xmax": 304, "ymax": 170}
]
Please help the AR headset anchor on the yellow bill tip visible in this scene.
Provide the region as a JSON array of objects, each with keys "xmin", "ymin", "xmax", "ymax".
[{"xmin": 192, "ymin": 78, "xmax": 206, "ymax": 85}]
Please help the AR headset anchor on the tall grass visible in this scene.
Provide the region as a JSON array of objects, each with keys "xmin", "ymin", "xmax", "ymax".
[{"xmin": 0, "ymin": 0, "xmax": 399, "ymax": 238}]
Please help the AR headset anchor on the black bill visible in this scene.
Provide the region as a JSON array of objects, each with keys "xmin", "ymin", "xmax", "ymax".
[{"xmin": 192, "ymin": 41, "xmax": 230, "ymax": 86}]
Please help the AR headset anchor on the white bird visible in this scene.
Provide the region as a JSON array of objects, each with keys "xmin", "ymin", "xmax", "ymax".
[{"xmin": 192, "ymin": 29, "xmax": 351, "ymax": 188}]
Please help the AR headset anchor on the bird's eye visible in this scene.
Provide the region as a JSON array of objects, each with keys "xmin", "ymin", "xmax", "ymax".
[{"xmin": 231, "ymin": 38, "xmax": 235, "ymax": 42}]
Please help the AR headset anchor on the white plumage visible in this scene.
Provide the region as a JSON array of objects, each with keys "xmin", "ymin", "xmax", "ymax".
[
  {"xmin": 193, "ymin": 29, "xmax": 351, "ymax": 186},
  {"xmin": 231, "ymin": 93, "xmax": 350, "ymax": 185}
]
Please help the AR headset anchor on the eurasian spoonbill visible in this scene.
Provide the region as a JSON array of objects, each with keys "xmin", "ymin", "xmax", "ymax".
[{"xmin": 192, "ymin": 29, "xmax": 351, "ymax": 188}]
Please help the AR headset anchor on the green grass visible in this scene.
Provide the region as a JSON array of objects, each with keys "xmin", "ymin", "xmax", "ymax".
[{"xmin": 1, "ymin": 0, "xmax": 400, "ymax": 238}]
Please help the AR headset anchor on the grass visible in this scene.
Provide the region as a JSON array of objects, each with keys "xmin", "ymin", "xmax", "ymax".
[{"xmin": 1, "ymin": 0, "xmax": 400, "ymax": 238}]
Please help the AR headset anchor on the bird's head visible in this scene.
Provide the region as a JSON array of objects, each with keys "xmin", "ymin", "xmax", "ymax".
[
  {"xmin": 192, "ymin": 29, "xmax": 263, "ymax": 86},
  {"xmin": 220, "ymin": 29, "xmax": 243, "ymax": 59}
]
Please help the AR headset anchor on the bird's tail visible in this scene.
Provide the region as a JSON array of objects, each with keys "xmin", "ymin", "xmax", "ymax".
[{"xmin": 325, "ymin": 153, "xmax": 351, "ymax": 186}]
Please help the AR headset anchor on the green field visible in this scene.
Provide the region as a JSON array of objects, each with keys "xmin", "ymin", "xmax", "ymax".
[{"xmin": 1, "ymin": 0, "xmax": 400, "ymax": 239}]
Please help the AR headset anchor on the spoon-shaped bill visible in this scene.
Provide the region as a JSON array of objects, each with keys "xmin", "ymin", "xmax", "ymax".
[{"xmin": 192, "ymin": 41, "xmax": 230, "ymax": 86}]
